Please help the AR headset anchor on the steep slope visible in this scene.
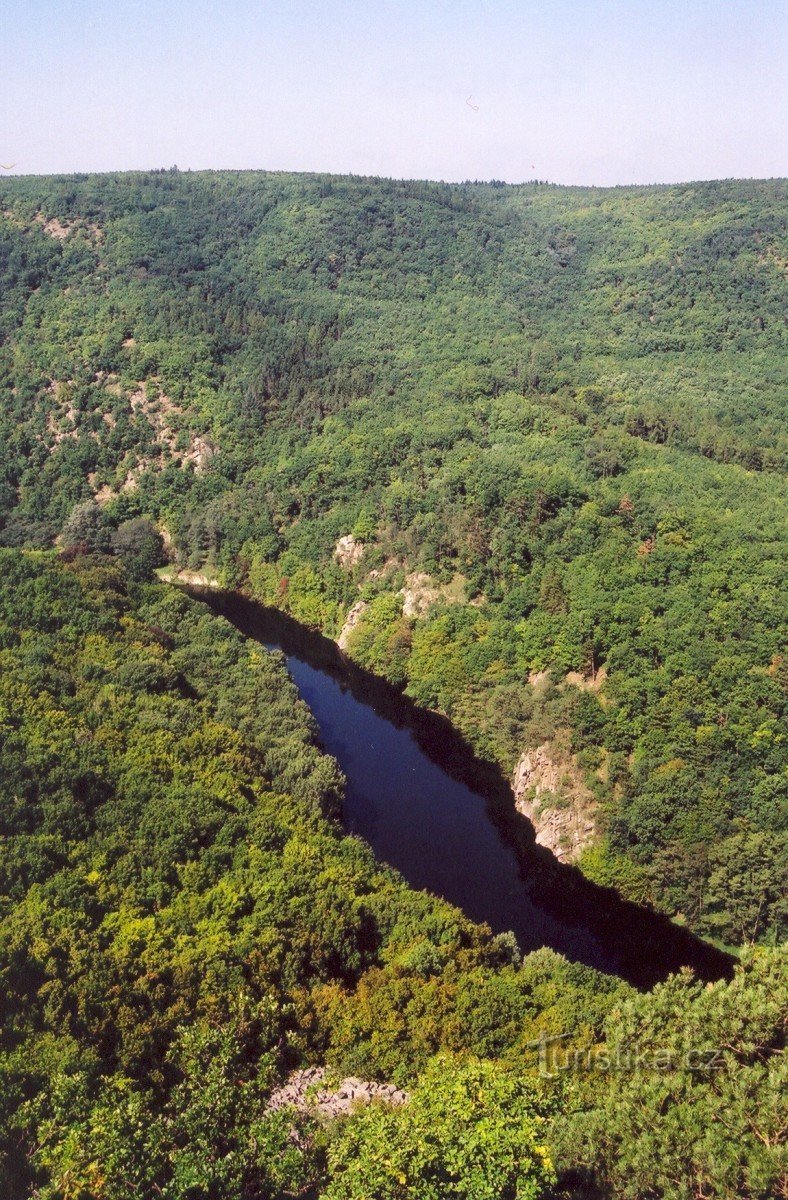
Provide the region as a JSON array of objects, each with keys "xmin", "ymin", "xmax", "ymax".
[{"xmin": 0, "ymin": 171, "xmax": 785, "ymax": 943}]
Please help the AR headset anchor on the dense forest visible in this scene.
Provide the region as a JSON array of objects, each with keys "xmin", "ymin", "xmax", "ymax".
[
  {"xmin": 0, "ymin": 170, "xmax": 786, "ymax": 1195},
  {"xmin": 0, "ymin": 550, "xmax": 784, "ymax": 1198},
  {"xmin": 1, "ymin": 169, "xmax": 785, "ymax": 945}
]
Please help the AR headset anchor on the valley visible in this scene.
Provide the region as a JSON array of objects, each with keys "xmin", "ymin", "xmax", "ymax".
[{"xmin": 0, "ymin": 169, "xmax": 785, "ymax": 1198}]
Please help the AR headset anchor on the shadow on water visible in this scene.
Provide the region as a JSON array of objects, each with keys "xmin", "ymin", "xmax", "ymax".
[{"xmin": 187, "ymin": 588, "xmax": 733, "ymax": 990}]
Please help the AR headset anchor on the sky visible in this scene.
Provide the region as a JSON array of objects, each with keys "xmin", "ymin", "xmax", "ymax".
[{"xmin": 1, "ymin": 0, "xmax": 786, "ymax": 185}]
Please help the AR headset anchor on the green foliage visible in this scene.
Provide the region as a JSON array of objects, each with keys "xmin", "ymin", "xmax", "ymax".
[
  {"xmin": 25, "ymin": 1012, "xmax": 319, "ymax": 1200},
  {"xmin": 557, "ymin": 947, "xmax": 787, "ymax": 1200},
  {"xmin": 0, "ymin": 171, "xmax": 785, "ymax": 941},
  {"xmin": 110, "ymin": 516, "xmax": 165, "ymax": 580},
  {"xmin": 0, "ymin": 550, "xmax": 602, "ymax": 1197},
  {"xmin": 324, "ymin": 1055, "xmax": 560, "ymax": 1200},
  {"xmin": 61, "ymin": 499, "xmax": 111, "ymax": 553},
  {"xmin": 0, "ymin": 168, "xmax": 786, "ymax": 1197},
  {"xmin": 345, "ymin": 592, "xmax": 413, "ymax": 685},
  {"xmin": 0, "ymin": 551, "xmax": 783, "ymax": 1197}
]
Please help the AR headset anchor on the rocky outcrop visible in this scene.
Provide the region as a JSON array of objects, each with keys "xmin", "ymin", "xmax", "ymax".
[
  {"xmin": 335, "ymin": 534, "xmax": 365, "ymax": 568},
  {"xmin": 34, "ymin": 212, "xmax": 104, "ymax": 242},
  {"xmin": 399, "ymin": 571, "xmax": 436, "ymax": 618},
  {"xmin": 161, "ymin": 568, "xmax": 220, "ymax": 589},
  {"xmin": 338, "ymin": 599, "xmax": 369, "ymax": 650},
  {"xmin": 267, "ymin": 1067, "xmax": 408, "ymax": 1119},
  {"xmin": 399, "ymin": 571, "xmax": 468, "ymax": 618},
  {"xmin": 512, "ymin": 742, "xmax": 596, "ymax": 862},
  {"xmin": 565, "ymin": 666, "xmax": 607, "ymax": 693}
]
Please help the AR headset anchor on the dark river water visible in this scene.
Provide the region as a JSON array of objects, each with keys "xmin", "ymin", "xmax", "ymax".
[{"xmin": 192, "ymin": 590, "xmax": 732, "ymax": 989}]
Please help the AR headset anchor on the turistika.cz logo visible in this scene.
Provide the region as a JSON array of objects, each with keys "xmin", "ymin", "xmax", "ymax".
[{"xmin": 527, "ymin": 1032, "xmax": 725, "ymax": 1078}]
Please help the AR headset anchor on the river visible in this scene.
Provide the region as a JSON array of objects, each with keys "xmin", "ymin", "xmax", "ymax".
[{"xmin": 189, "ymin": 589, "xmax": 732, "ymax": 989}]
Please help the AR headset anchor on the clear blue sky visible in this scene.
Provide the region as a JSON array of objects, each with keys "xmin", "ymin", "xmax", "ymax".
[{"xmin": 1, "ymin": 0, "xmax": 785, "ymax": 184}]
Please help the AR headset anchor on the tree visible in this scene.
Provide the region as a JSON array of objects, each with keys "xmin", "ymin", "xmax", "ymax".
[
  {"xmin": 61, "ymin": 500, "xmax": 111, "ymax": 553},
  {"xmin": 111, "ymin": 517, "xmax": 166, "ymax": 581},
  {"xmin": 324, "ymin": 1055, "xmax": 560, "ymax": 1200},
  {"xmin": 557, "ymin": 948, "xmax": 788, "ymax": 1200},
  {"xmin": 703, "ymin": 830, "xmax": 788, "ymax": 945}
]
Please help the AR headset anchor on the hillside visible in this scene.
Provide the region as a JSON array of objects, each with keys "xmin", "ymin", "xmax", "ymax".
[
  {"xmin": 0, "ymin": 550, "xmax": 784, "ymax": 1199},
  {"xmin": 0, "ymin": 170, "xmax": 786, "ymax": 946}
]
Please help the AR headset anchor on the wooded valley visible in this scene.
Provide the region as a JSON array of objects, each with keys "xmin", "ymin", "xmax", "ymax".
[{"xmin": 0, "ymin": 171, "xmax": 785, "ymax": 1197}]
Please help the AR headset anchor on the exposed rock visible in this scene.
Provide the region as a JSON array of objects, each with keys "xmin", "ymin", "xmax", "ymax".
[
  {"xmin": 39, "ymin": 375, "xmax": 216, "ymax": 485},
  {"xmin": 129, "ymin": 383, "xmax": 216, "ymax": 473},
  {"xmin": 43, "ymin": 382, "xmax": 80, "ymax": 447},
  {"xmin": 366, "ymin": 556, "xmax": 399, "ymax": 583},
  {"xmin": 161, "ymin": 568, "xmax": 220, "ymax": 589},
  {"xmin": 512, "ymin": 741, "xmax": 597, "ymax": 862},
  {"xmin": 335, "ymin": 534, "xmax": 365, "ymax": 568},
  {"xmin": 88, "ymin": 466, "xmax": 125, "ymax": 507},
  {"xmin": 564, "ymin": 665, "xmax": 607, "ymax": 692},
  {"xmin": 159, "ymin": 525, "xmax": 174, "ymax": 556},
  {"xmin": 267, "ymin": 1067, "xmax": 408, "ymax": 1120},
  {"xmin": 400, "ymin": 571, "xmax": 436, "ymax": 617},
  {"xmin": 399, "ymin": 571, "xmax": 469, "ymax": 618},
  {"xmin": 41, "ymin": 216, "xmax": 70, "ymax": 241},
  {"xmin": 338, "ymin": 599, "xmax": 368, "ymax": 650},
  {"xmin": 182, "ymin": 434, "xmax": 215, "ymax": 473},
  {"xmin": 34, "ymin": 213, "xmax": 104, "ymax": 242}
]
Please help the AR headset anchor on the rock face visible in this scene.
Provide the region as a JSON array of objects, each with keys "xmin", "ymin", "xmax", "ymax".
[
  {"xmin": 399, "ymin": 571, "xmax": 437, "ymax": 618},
  {"xmin": 338, "ymin": 599, "xmax": 369, "ymax": 650},
  {"xmin": 565, "ymin": 666, "xmax": 608, "ymax": 692},
  {"xmin": 161, "ymin": 568, "xmax": 220, "ymax": 589},
  {"xmin": 334, "ymin": 534, "xmax": 365, "ymax": 568},
  {"xmin": 398, "ymin": 570, "xmax": 470, "ymax": 618},
  {"xmin": 267, "ymin": 1067, "xmax": 408, "ymax": 1119},
  {"xmin": 512, "ymin": 742, "xmax": 596, "ymax": 862}
]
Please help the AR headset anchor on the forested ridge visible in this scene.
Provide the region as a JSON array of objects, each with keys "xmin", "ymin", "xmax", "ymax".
[
  {"xmin": 1, "ymin": 169, "xmax": 785, "ymax": 947},
  {"xmin": 0, "ymin": 550, "xmax": 784, "ymax": 1198}
]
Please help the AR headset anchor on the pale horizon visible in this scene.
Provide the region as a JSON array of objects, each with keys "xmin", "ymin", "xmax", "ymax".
[
  {"xmin": 2, "ymin": 166, "xmax": 787, "ymax": 189},
  {"xmin": 1, "ymin": 0, "xmax": 786, "ymax": 187}
]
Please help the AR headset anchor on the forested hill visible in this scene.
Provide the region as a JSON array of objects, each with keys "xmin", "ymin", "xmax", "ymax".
[{"xmin": 0, "ymin": 171, "xmax": 786, "ymax": 946}]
